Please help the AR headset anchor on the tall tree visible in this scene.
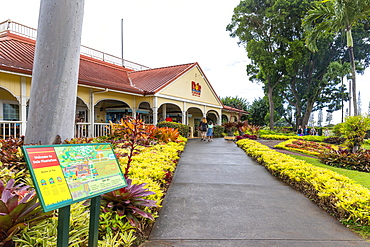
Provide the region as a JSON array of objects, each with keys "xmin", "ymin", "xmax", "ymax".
[
  {"xmin": 318, "ymin": 109, "xmax": 323, "ymax": 127},
  {"xmin": 227, "ymin": 0, "xmax": 293, "ymax": 129},
  {"xmin": 302, "ymin": 0, "xmax": 370, "ymax": 116},
  {"xmin": 25, "ymin": 0, "xmax": 85, "ymax": 144},
  {"xmin": 326, "ymin": 111, "xmax": 333, "ymax": 125},
  {"xmin": 227, "ymin": 0, "xmax": 346, "ymax": 129},
  {"xmin": 309, "ymin": 113, "xmax": 315, "ymax": 127},
  {"xmin": 358, "ymin": 91, "xmax": 362, "ymax": 115},
  {"xmin": 221, "ymin": 96, "xmax": 249, "ymax": 111},
  {"xmin": 247, "ymin": 97, "xmax": 269, "ymax": 126}
]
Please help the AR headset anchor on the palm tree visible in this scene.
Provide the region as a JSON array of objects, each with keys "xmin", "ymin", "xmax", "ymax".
[{"xmin": 302, "ymin": 0, "xmax": 370, "ymax": 116}]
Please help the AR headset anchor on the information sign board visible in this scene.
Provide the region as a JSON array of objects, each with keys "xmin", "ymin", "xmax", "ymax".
[{"xmin": 22, "ymin": 143, "xmax": 127, "ymax": 212}]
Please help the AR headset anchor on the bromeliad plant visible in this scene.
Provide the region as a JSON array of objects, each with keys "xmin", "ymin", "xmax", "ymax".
[
  {"xmin": 101, "ymin": 179, "xmax": 158, "ymax": 229},
  {"xmin": 0, "ymin": 179, "xmax": 52, "ymax": 246},
  {"xmin": 0, "ymin": 137, "xmax": 26, "ymax": 171}
]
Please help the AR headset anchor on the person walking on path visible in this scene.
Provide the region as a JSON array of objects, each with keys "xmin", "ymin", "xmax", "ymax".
[
  {"xmin": 199, "ymin": 117, "xmax": 208, "ymax": 141},
  {"xmin": 206, "ymin": 120, "xmax": 213, "ymax": 141}
]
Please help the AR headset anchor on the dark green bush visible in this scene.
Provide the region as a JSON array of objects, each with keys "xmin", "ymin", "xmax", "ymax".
[
  {"xmin": 156, "ymin": 121, "xmax": 190, "ymax": 137},
  {"xmin": 318, "ymin": 149, "xmax": 370, "ymax": 172},
  {"xmin": 213, "ymin": 125, "xmax": 225, "ymax": 138}
]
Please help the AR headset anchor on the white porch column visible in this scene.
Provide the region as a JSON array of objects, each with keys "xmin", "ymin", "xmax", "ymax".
[
  {"xmin": 152, "ymin": 96, "xmax": 158, "ymax": 125},
  {"xmin": 89, "ymin": 88, "xmax": 94, "ymax": 137},
  {"xmin": 218, "ymin": 109, "xmax": 222, "ymax": 125},
  {"xmin": 132, "ymin": 97, "xmax": 136, "ymax": 118},
  {"xmin": 132, "ymin": 107, "xmax": 137, "ymax": 119},
  {"xmin": 182, "ymin": 102, "xmax": 187, "ymax": 124},
  {"xmin": 20, "ymin": 77, "xmax": 28, "ymax": 136},
  {"xmin": 162, "ymin": 104, "xmax": 166, "ymax": 121},
  {"xmin": 203, "ymin": 105, "xmax": 207, "ymax": 118}
]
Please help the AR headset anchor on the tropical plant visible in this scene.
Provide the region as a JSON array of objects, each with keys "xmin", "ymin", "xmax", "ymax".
[
  {"xmin": 101, "ymin": 179, "xmax": 157, "ymax": 229},
  {"xmin": 318, "ymin": 148, "xmax": 370, "ymax": 172},
  {"xmin": 151, "ymin": 127, "xmax": 180, "ymax": 143},
  {"xmin": 234, "ymin": 121, "xmax": 248, "ymax": 134},
  {"xmin": 0, "ymin": 179, "xmax": 52, "ymax": 246},
  {"xmin": 156, "ymin": 121, "xmax": 190, "ymax": 137},
  {"xmin": 13, "ymin": 201, "xmax": 89, "ymax": 247},
  {"xmin": 324, "ymin": 137, "xmax": 346, "ymax": 145},
  {"xmin": 99, "ymin": 212, "xmax": 136, "ymax": 247},
  {"xmin": 0, "ymin": 137, "xmax": 25, "ymax": 170},
  {"xmin": 303, "ymin": 0, "xmax": 370, "ymax": 116},
  {"xmin": 235, "ymin": 134, "xmax": 258, "ymax": 141},
  {"xmin": 222, "ymin": 122, "xmax": 236, "ymax": 136},
  {"xmin": 109, "ymin": 117, "xmax": 153, "ymax": 176},
  {"xmin": 340, "ymin": 115, "xmax": 370, "ymax": 152}
]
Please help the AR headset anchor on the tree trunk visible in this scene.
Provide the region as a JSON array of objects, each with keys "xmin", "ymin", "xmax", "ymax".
[
  {"xmin": 25, "ymin": 0, "xmax": 85, "ymax": 144},
  {"xmin": 267, "ymin": 83, "xmax": 275, "ymax": 130},
  {"xmin": 346, "ymin": 28, "xmax": 357, "ymax": 116}
]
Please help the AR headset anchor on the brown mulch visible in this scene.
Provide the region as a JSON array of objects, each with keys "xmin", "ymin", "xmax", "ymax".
[{"xmin": 255, "ymin": 139, "xmax": 317, "ymax": 158}]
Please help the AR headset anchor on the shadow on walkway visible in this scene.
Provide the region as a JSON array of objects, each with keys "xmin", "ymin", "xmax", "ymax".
[{"xmin": 141, "ymin": 138, "xmax": 369, "ymax": 247}]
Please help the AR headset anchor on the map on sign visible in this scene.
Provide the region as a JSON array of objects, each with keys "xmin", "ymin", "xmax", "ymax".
[{"xmin": 22, "ymin": 143, "xmax": 127, "ymax": 212}]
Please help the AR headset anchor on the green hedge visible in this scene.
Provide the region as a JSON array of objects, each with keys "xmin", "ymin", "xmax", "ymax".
[{"xmin": 156, "ymin": 121, "xmax": 190, "ymax": 137}]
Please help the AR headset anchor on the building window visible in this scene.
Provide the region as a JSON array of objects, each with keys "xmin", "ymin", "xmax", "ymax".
[{"xmin": 3, "ymin": 103, "xmax": 19, "ymax": 121}]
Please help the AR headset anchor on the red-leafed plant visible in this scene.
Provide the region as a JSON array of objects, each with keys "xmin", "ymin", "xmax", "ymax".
[
  {"xmin": 0, "ymin": 179, "xmax": 52, "ymax": 246},
  {"xmin": 101, "ymin": 179, "xmax": 157, "ymax": 229},
  {"xmin": 0, "ymin": 137, "xmax": 25, "ymax": 171}
]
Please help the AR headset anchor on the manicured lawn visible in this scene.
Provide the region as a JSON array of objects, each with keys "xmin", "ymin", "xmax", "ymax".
[{"xmin": 289, "ymin": 154, "xmax": 370, "ymax": 190}]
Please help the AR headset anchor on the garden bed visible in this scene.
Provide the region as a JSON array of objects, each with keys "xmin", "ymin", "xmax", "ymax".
[{"xmin": 236, "ymin": 138, "xmax": 370, "ymax": 232}]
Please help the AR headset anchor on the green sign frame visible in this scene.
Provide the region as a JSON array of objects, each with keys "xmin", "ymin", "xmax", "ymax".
[{"xmin": 22, "ymin": 143, "xmax": 127, "ymax": 212}]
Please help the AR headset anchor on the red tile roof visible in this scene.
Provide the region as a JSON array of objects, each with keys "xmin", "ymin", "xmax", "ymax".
[
  {"xmin": 223, "ymin": 105, "xmax": 249, "ymax": 114},
  {"xmin": 0, "ymin": 30, "xmax": 227, "ymax": 107},
  {"xmin": 0, "ymin": 32, "xmax": 142, "ymax": 94},
  {"xmin": 0, "ymin": 32, "xmax": 34, "ymax": 74},
  {"xmin": 129, "ymin": 63, "xmax": 197, "ymax": 94},
  {"xmin": 79, "ymin": 55, "xmax": 143, "ymax": 94}
]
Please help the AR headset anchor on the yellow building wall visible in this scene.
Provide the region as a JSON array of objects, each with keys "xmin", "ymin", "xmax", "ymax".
[
  {"xmin": 157, "ymin": 98, "xmax": 183, "ymax": 111},
  {"xmin": 77, "ymin": 86, "xmax": 91, "ymax": 105},
  {"xmin": 93, "ymin": 91, "xmax": 136, "ymax": 107},
  {"xmin": 136, "ymin": 96, "xmax": 153, "ymax": 109},
  {"xmin": 160, "ymin": 66, "xmax": 221, "ymax": 106},
  {"xmin": 26, "ymin": 77, "xmax": 32, "ymax": 96},
  {"xmin": 0, "ymin": 72, "xmax": 22, "ymax": 97}
]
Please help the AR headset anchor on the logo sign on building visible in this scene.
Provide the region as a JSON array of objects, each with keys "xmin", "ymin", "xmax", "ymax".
[
  {"xmin": 191, "ymin": 81, "xmax": 201, "ymax": 97},
  {"xmin": 22, "ymin": 143, "xmax": 127, "ymax": 212}
]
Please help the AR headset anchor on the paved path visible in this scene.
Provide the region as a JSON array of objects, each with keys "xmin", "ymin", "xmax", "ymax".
[{"xmin": 141, "ymin": 138, "xmax": 369, "ymax": 247}]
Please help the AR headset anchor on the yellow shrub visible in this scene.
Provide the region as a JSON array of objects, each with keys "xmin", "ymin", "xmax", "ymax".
[
  {"xmin": 236, "ymin": 139, "xmax": 370, "ymax": 225},
  {"xmin": 115, "ymin": 138, "xmax": 186, "ymax": 206}
]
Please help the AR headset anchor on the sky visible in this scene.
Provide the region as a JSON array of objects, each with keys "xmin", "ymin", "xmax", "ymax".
[{"xmin": 3, "ymin": 0, "xmax": 370, "ymax": 125}]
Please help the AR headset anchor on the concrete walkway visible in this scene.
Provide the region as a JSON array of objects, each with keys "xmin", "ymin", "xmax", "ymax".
[{"xmin": 141, "ymin": 138, "xmax": 369, "ymax": 247}]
